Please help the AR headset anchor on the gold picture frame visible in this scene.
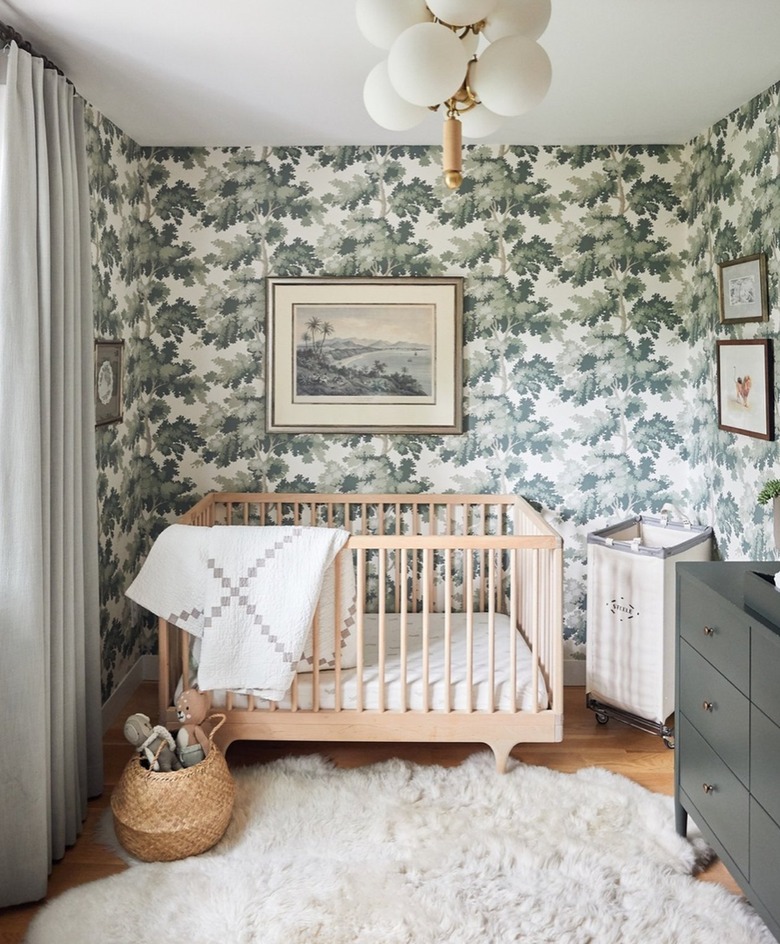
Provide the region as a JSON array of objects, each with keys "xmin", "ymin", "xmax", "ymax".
[{"xmin": 266, "ymin": 277, "xmax": 463, "ymax": 434}]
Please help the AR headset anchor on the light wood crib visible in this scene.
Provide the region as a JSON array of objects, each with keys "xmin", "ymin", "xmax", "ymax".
[{"xmin": 157, "ymin": 492, "xmax": 564, "ymax": 772}]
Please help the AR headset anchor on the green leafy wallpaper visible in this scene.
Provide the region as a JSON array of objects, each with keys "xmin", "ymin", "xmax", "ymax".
[
  {"xmin": 87, "ymin": 80, "xmax": 779, "ymax": 703},
  {"xmin": 678, "ymin": 83, "xmax": 780, "ymax": 560}
]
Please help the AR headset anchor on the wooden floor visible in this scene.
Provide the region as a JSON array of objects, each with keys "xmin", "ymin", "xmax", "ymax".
[{"xmin": 0, "ymin": 684, "xmax": 742, "ymax": 943}]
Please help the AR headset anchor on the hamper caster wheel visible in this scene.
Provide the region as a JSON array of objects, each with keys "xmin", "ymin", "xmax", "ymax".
[
  {"xmin": 595, "ymin": 712, "xmax": 609, "ymax": 725},
  {"xmin": 663, "ymin": 735, "xmax": 675, "ymax": 750}
]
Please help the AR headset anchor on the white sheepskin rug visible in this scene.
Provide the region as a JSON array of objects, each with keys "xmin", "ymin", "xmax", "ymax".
[{"xmin": 26, "ymin": 753, "xmax": 773, "ymax": 944}]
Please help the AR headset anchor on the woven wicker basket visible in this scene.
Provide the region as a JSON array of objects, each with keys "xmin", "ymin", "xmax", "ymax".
[{"xmin": 111, "ymin": 714, "xmax": 235, "ymax": 862}]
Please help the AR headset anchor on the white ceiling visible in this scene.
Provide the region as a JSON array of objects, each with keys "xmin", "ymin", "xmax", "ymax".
[{"xmin": 2, "ymin": 0, "xmax": 780, "ymax": 148}]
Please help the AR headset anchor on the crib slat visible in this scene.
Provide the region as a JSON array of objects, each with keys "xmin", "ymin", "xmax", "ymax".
[
  {"xmin": 412, "ymin": 505, "xmax": 419, "ymax": 608},
  {"xmin": 444, "ymin": 548, "xmax": 452, "ymax": 713},
  {"xmin": 531, "ymin": 549, "xmax": 540, "ymax": 713},
  {"xmin": 378, "ymin": 549, "xmax": 386, "ymax": 712},
  {"xmin": 496, "ymin": 505, "xmax": 504, "ymax": 613},
  {"xmin": 427, "ymin": 504, "xmax": 435, "ymax": 613},
  {"xmin": 488, "ymin": 549, "xmax": 496, "ymax": 713},
  {"xmin": 422, "ymin": 548, "xmax": 430, "ymax": 712},
  {"xmin": 182, "ymin": 631, "xmax": 191, "ymax": 690},
  {"xmin": 334, "ymin": 550, "xmax": 342, "ymax": 711},
  {"xmin": 479, "ymin": 507, "xmax": 486, "ymax": 612},
  {"xmin": 394, "ymin": 502, "xmax": 401, "ymax": 613},
  {"xmin": 510, "ymin": 547, "xmax": 517, "ymax": 713},
  {"xmin": 158, "ymin": 617, "xmax": 170, "ymax": 724},
  {"xmin": 312, "ymin": 603, "xmax": 320, "ymax": 712},
  {"xmin": 356, "ymin": 549, "xmax": 366, "ymax": 712},
  {"xmin": 400, "ymin": 548, "xmax": 408, "ymax": 712},
  {"xmin": 466, "ymin": 555, "xmax": 474, "ymax": 713}
]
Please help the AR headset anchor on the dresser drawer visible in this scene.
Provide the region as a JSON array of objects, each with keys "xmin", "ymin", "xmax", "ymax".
[
  {"xmin": 750, "ymin": 799, "xmax": 780, "ymax": 916},
  {"xmin": 751, "ymin": 707, "xmax": 780, "ymax": 826},
  {"xmin": 752, "ymin": 622, "xmax": 780, "ymax": 726},
  {"xmin": 679, "ymin": 640, "xmax": 749, "ymax": 784},
  {"xmin": 678, "ymin": 715, "xmax": 749, "ymax": 876},
  {"xmin": 678, "ymin": 578, "xmax": 749, "ymax": 692}
]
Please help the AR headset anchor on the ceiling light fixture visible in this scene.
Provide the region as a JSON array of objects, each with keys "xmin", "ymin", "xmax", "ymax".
[{"xmin": 358, "ymin": 0, "xmax": 552, "ymax": 190}]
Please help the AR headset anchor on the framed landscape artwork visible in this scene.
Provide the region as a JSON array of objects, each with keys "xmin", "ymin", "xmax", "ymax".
[
  {"xmin": 716, "ymin": 338, "xmax": 774, "ymax": 440},
  {"xmin": 265, "ymin": 277, "xmax": 463, "ymax": 434},
  {"xmin": 94, "ymin": 339, "xmax": 124, "ymax": 426},
  {"xmin": 717, "ymin": 253, "xmax": 768, "ymax": 324}
]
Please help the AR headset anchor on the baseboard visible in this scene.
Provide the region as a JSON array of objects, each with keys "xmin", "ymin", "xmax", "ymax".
[
  {"xmin": 564, "ymin": 658, "xmax": 586, "ymax": 686},
  {"xmin": 101, "ymin": 654, "xmax": 159, "ymax": 733}
]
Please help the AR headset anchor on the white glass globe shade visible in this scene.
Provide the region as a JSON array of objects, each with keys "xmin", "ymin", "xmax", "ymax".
[
  {"xmin": 363, "ymin": 61, "xmax": 428, "ymax": 130},
  {"xmin": 459, "ymin": 103, "xmax": 503, "ymax": 138},
  {"xmin": 427, "ymin": 0, "xmax": 497, "ymax": 27},
  {"xmin": 460, "ymin": 28, "xmax": 479, "ymax": 57},
  {"xmin": 356, "ymin": 0, "xmax": 432, "ymax": 50},
  {"xmin": 482, "ymin": 0, "xmax": 551, "ymax": 42},
  {"xmin": 388, "ymin": 23, "xmax": 470, "ymax": 107},
  {"xmin": 472, "ymin": 35, "xmax": 551, "ymax": 116}
]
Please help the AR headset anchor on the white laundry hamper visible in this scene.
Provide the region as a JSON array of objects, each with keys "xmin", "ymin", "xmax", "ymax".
[{"xmin": 585, "ymin": 514, "xmax": 713, "ymax": 745}]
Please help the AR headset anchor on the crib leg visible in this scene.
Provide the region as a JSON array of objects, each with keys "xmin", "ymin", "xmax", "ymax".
[{"xmin": 489, "ymin": 741, "xmax": 516, "ymax": 774}]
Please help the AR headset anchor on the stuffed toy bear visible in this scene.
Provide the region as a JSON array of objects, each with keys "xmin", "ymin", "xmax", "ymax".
[
  {"xmin": 123, "ymin": 713, "xmax": 182, "ymax": 772},
  {"xmin": 175, "ymin": 688, "xmax": 212, "ymax": 767}
]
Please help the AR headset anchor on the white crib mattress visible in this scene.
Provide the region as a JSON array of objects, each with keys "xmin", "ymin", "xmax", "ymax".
[{"xmin": 188, "ymin": 613, "xmax": 549, "ymax": 713}]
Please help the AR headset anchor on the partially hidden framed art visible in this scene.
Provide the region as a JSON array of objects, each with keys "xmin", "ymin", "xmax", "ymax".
[
  {"xmin": 716, "ymin": 338, "xmax": 774, "ymax": 440},
  {"xmin": 266, "ymin": 277, "xmax": 463, "ymax": 434},
  {"xmin": 94, "ymin": 339, "xmax": 124, "ymax": 426},
  {"xmin": 717, "ymin": 252, "xmax": 768, "ymax": 324}
]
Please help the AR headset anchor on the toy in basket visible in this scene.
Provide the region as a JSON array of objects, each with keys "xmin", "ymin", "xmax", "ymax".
[{"xmin": 111, "ymin": 707, "xmax": 235, "ymax": 862}]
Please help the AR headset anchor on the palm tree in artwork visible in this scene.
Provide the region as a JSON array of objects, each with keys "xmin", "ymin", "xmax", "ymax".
[
  {"xmin": 306, "ymin": 315, "xmax": 322, "ymax": 348},
  {"xmin": 319, "ymin": 321, "xmax": 334, "ymax": 355}
]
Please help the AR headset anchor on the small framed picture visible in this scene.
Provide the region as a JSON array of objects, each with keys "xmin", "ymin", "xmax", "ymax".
[
  {"xmin": 94, "ymin": 340, "xmax": 124, "ymax": 426},
  {"xmin": 717, "ymin": 253, "xmax": 768, "ymax": 324},
  {"xmin": 716, "ymin": 339, "xmax": 773, "ymax": 440}
]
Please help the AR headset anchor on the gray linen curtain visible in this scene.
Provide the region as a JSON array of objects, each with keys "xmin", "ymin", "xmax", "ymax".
[{"xmin": 0, "ymin": 41, "xmax": 102, "ymax": 907}]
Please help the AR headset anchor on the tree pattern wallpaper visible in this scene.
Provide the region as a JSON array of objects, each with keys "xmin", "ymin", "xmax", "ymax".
[{"xmin": 88, "ymin": 81, "xmax": 779, "ymax": 703}]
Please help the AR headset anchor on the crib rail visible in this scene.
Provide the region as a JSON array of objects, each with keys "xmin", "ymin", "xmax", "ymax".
[
  {"xmin": 180, "ymin": 492, "xmax": 552, "ymax": 537},
  {"xmin": 159, "ymin": 492, "xmax": 563, "ymax": 769}
]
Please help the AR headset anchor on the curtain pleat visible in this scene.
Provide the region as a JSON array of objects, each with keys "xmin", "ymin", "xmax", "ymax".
[{"xmin": 0, "ymin": 41, "xmax": 102, "ymax": 908}]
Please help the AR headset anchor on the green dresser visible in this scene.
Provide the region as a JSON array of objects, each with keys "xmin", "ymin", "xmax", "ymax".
[{"xmin": 675, "ymin": 561, "xmax": 780, "ymax": 942}]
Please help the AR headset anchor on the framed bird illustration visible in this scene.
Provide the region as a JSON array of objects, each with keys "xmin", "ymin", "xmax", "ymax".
[{"xmin": 716, "ymin": 338, "xmax": 773, "ymax": 440}]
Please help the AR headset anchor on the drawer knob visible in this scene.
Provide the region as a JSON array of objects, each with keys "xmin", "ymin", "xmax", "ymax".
[
  {"xmin": 702, "ymin": 783, "xmax": 715, "ymax": 795},
  {"xmin": 702, "ymin": 700, "xmax": 714, "ymax": 712},
  {"xmin": 702, "ymin": 626, "xmax": 714, "ymax": 637}
]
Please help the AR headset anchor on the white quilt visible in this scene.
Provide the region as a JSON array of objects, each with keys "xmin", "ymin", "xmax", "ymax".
[{"xmin": 126, "ymin": 524, "xmax": 351, "ymax": 699}]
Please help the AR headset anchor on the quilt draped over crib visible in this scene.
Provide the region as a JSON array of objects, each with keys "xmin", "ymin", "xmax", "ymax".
[{"xmin": 126, "ymin": 524, "xmax": 352, "ymax": 700}]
